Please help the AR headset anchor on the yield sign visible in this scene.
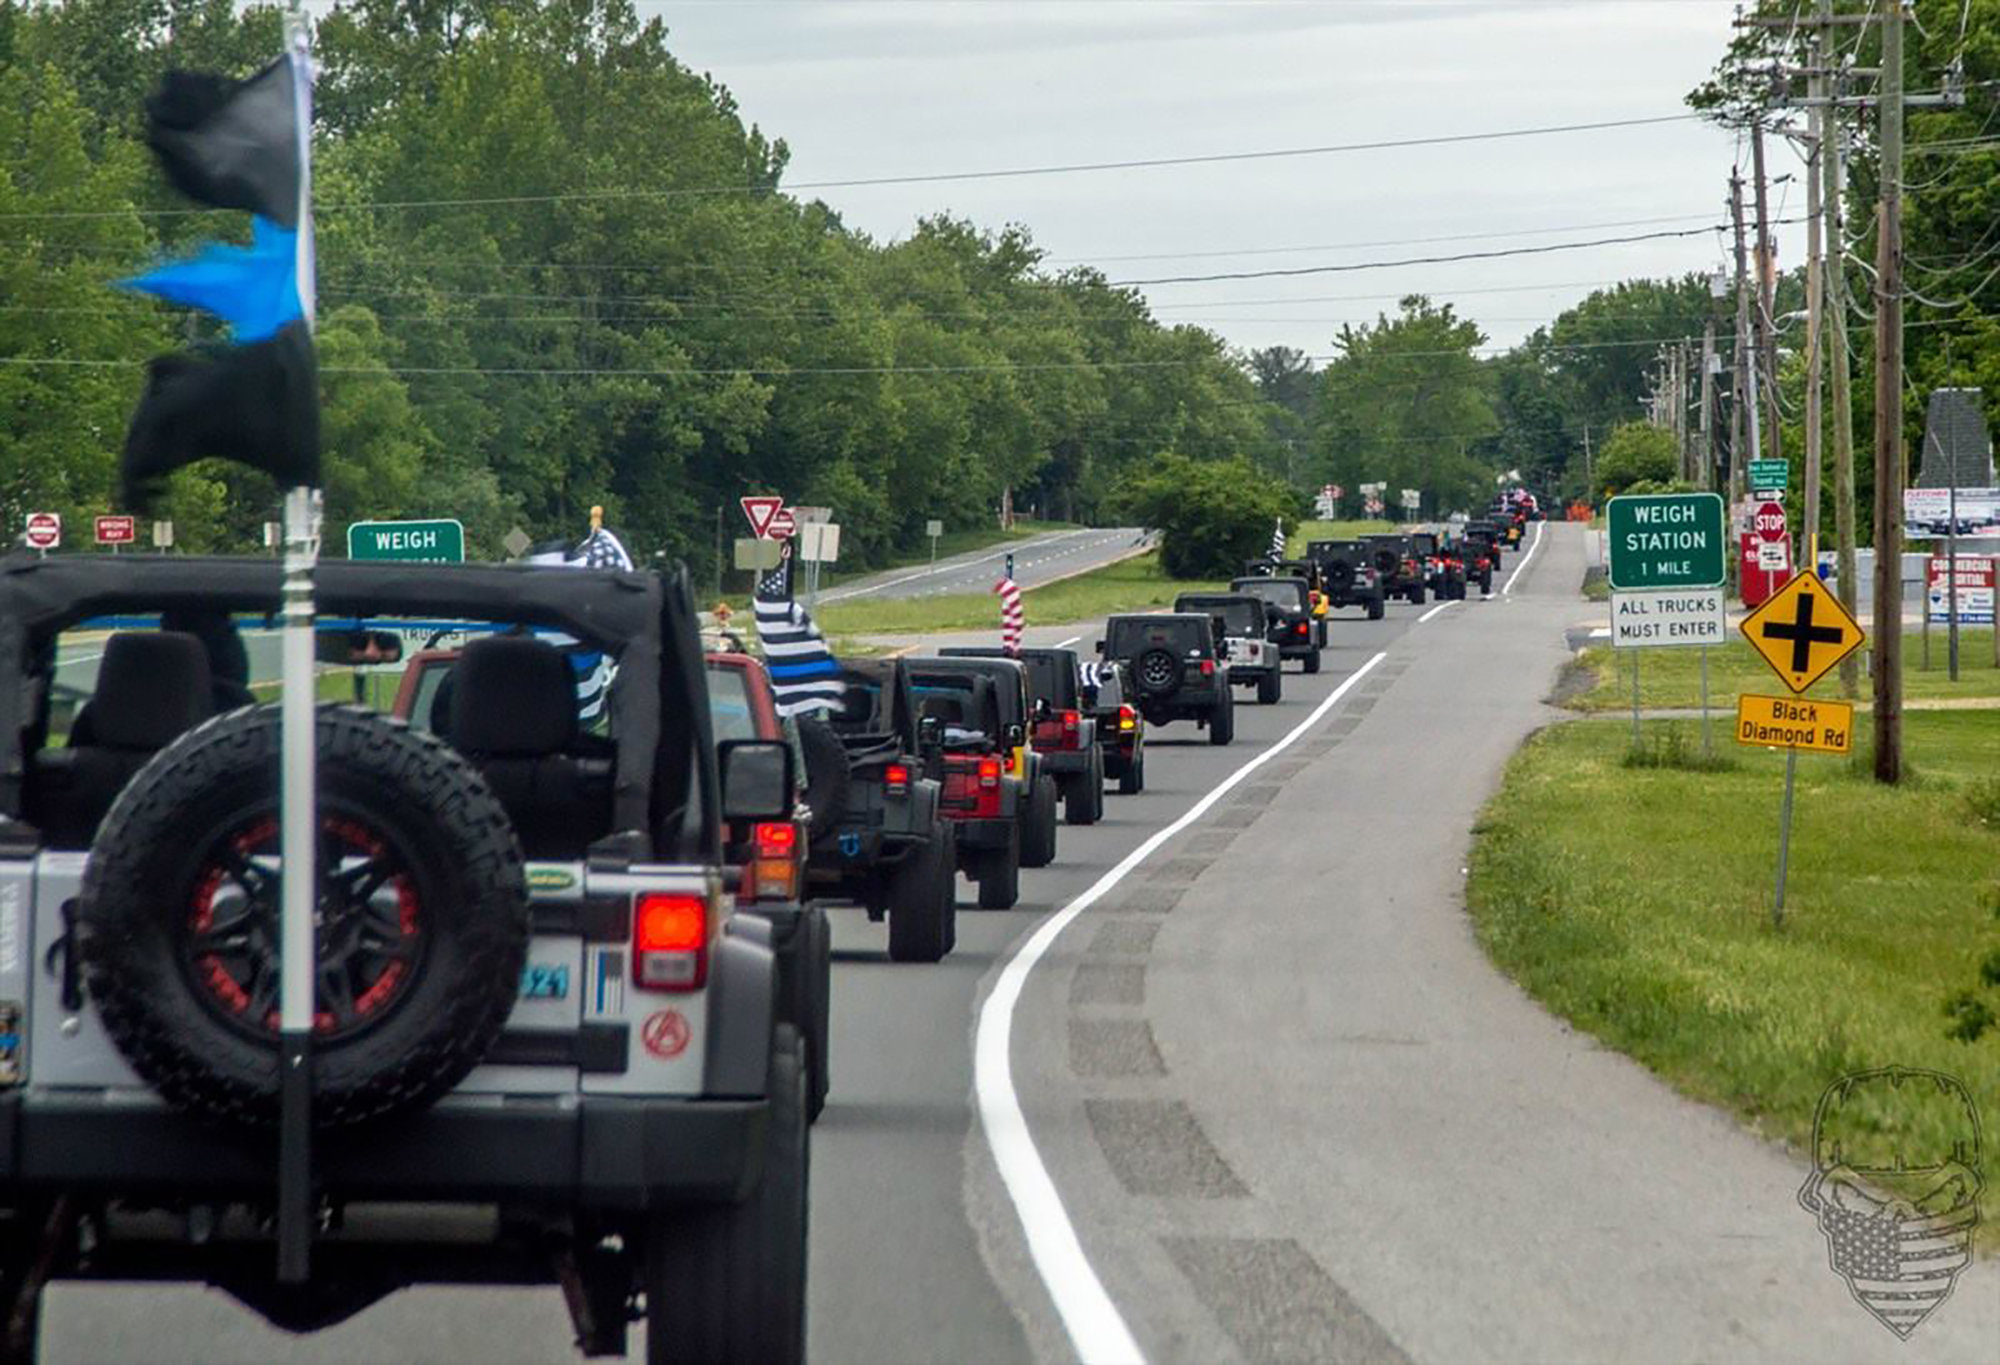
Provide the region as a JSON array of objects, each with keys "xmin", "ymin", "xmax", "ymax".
[
  {"xmin": 740, "ymin": 496, "xmax": 783, "ymax": 538},
  {"xmin": 1740, "ymin": 570, "xmax": 1865, "ymax": 693}
]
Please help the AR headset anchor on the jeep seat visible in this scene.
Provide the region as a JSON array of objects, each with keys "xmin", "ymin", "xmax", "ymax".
[
  {"xmin": 447, "ymin": 635, "xmax": 611, "ymax": 859},
  {"xmin": 29, "ymin": 631, "xmax": 215, "ymax": 849}
]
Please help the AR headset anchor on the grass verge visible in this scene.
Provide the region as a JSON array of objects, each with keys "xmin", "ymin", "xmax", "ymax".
[
  {"xmin": 1567, "ymin": 628, "xmax": 1998, "ymax": 712},
  {"xmin": 816, "ymin": 550, "xmax": 1222, "ymax": 638},
  {"xmin": 1466, "ymin": 712, "xmax": 2000, "ymax": 1248}
]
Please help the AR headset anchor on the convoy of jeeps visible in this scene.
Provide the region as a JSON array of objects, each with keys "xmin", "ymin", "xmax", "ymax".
[{"xmin": 0, "ymin": 491, "xmax": 1542, "ymax": 1363}]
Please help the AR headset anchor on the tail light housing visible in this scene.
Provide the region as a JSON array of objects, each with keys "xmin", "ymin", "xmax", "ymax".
[
  {"xmin": 634, "ymin": 892, "xmax": 708, "ymax": 990},
  {"xmin": 1117, "ymin": 705, "xmax": 1137, "ymax": 732},
  {"xmin": 743, "ymin": 821, "xmax": 800, "ymax": 902},
  {"xmin": 1060, "ymin": 708, "xmax": 1081, "ymax": 747},
  {"xmin": 884, "ymin": 762, "xmax": 910, "ymax": 796},
  {"xmin": 1295, "ymin": 620, "xmax": 1309, "ymax": 636},
  {"xmin": 1199, "ymin": 659, "xmax": 1215, "ymax": 676}
]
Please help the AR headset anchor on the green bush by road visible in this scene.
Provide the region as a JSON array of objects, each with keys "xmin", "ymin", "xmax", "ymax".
[
  {"xmin": 814, "ymin": 550, "xmax": 1223, "ymax": 638},
  {"xmin": 1567, "ymin": 629, "xmax": 1998, "ymax": 711},
  {"xmin": 1467, "ymin": 713, "xmax": 2000, "ymax": 1247}
]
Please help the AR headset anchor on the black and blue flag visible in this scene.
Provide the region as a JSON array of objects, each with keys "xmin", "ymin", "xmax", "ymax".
[{"xmin": 118, "ymin": 57, "xmax": 318, "ymax": 511}]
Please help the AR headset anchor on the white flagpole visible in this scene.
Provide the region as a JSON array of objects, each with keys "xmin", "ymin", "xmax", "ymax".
[{"xmin": 276, "ymin": 4, "xmax": 318, "ymax": 1284}]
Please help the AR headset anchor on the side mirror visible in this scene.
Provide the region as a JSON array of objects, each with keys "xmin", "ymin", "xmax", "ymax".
[
  {"xmin": 719, "ymin": 739, "xmax": 794, "ymax": 822},
  {"xmin": 316, "ymin": 629, "xmax": 403, "ymax": 666}
]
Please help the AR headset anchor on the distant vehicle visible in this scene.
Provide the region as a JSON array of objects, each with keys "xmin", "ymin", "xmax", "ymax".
[
  {"xmin": 905, "ymin": 657, "xmax": 1035, "ymax": 909},
  {"xmin": 1080, "ymin": 657, "xmax": 1147, "ymax": 794},
  {"xmin": 941, "ymin": 646, "xmax": 1104, "ymax": 826},
  {"xmin": 1098, "ymin": 612, "xmax": 1235, "ymax": 744},
  {"xmin": 1362, "ymin": 533, "xmax": 1427, "ymax": 606}
]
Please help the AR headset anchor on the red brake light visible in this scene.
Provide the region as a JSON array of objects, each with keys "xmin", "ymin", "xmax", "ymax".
[
  {"xmin": 1200, "ymin": 659, "xmax": 1215, "ymax": 676},
  {"xmin": 1061, "ymin": 708, "xmax": 1080, "ymax": 739},
  {"xmin": 634, "ymin": 892, "xmax": 708, "ymax": 990},
  {"xmin": 1295, "ymin": 621, "xmax": 1308, "ymax": 636},
  {"xmin": 977, "ymin": 757, "xmax": 1001, "ymax": 788},
  {"xmin": 885, "ymin": 762, "xmax": 910, "ymax": 794},
  {"xmin": 1118, "ymin": 705, "xmax": 1136, "ymax": 732},
  {"xmin": 754, "ymin": 822, "xmax": 797, "ymax": 858}
]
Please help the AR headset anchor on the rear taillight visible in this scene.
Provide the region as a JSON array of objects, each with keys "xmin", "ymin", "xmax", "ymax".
[
  {"xmin": 1199, "ymin": 659, "xmax": 1215, "ymax": 676},
  {"xmin": 1060, "ymin": 709, "xmax": 1081, "ymax": 746},
  {"xmin": 978, "ymin": 757, "xmax": 1001, "ymax": 788},
  {"xmin": 1295, "ymin": 621, "xmax": 1308, "ymax": 636},
  {"xmin": 1118, "ymin": 705, "xmax": 1137, "ymax": 732},
  {"xmin": 744, "ymin": 821, "xmax": 800, "ymax": 902},
  {"xmin": 885, "ymin": 762, "xmax": 910, "ymax": 796},
  {"xmin": 634, "ymin": 892, "xmax": 708, "ymax": 990}
]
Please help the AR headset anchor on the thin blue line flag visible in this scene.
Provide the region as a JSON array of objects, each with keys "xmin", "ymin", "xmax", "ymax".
[{"xmin": 117, "ymin": 58, "xmax": 318, "ymax": 512}]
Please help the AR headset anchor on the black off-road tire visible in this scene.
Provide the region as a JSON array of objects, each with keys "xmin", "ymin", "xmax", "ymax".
[
  {"xmin": 887, "ymin": 829, "xmax": 953, "ymax": 963},
  {"xmin": 1118, "ymin": 754, "xmax": 1145, "ymax": 795},
  {"xmin": 796, "ymin": 718, "xmax": 850, "ymax": 834},
  {"xmin": 1257, "ymin": 669, "xmax": 1282, "ymax": 705},
  {"xmin": 645, "ymin": 1025, "xmax": 808, "ymax": 1365},
  {"xmin": 786, "ymin": 907, "xmax": 832, "ymax": 1124},
  {"xmin": 976, "ymin": 831, "xmax": 1021, "ymax": 910},
  {"xmin": 1366, "ymin": 596, "xmax": 1385, "ymax": 621},
  {"xmin": 1132, "ymin": 648, "xmax": 1182, "ymax": 700},
  {"xmin": 1409, "ymin": 583, "xmax": 1427, "ymax": 606},
  {"xmin": 1020, "ymin": 776, "xmax": 1059, "ymax": 868},
  {"xmin": 1208, "ymin": 691, "xmax": 1235, "ymax": 746},
  {"xmin": 1063, "ymin": 762, "xmax": 1103, "ymax": 826},
  {"xmin": 1303, "ymin": 648, "xmax": 1323, "ymax": 675},
  {"xmin": 78, "ymin": 704, "xmax": 528, "ymax": 1128}
]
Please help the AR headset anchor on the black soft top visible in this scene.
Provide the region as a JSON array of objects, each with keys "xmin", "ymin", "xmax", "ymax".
[
  {"xmin": 1305, "ymin": 539, "xmax": 1367, "ymax": 560},
  {"xmin": 906, "ymin": 662, "xmax": 1005, "ymax": 744},
  {"xmin": 914, "ymin": 655, "xmax": 1030, "ymax": 727},
  {"xmin": 827, "ymin": 658, "xmax": 918, "ymax": 757},
  {"xmin": 0, "ymin": 552, "xmax": 716, "ymax": 862},
  {"xmin": 1229, "ymin": 576, "xmax": 1310, "ymax": 612},
  {"xmin": 1175, "ymin": 593, "xmax": 1265, "ymax": 636},
  {"xmin": 938, "ymin": 645, "xmax": 1080, "ymax": 709}
]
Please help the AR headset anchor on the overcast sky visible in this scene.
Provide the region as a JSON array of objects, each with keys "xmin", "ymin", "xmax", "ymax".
[{"xmin": 651, "ymin": 0, "xmax": 1812, "ymax": 360}]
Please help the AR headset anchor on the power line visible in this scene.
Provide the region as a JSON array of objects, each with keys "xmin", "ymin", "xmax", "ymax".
[{"xmin": 0, "ymin": 112, "xmax": 1703, "ymax": 221}]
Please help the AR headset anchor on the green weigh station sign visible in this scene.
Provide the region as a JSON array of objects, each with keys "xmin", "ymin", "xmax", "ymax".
[
  {"xmin": 1606, "ymin": 492, "xmax": 1725, "ymax": 590},
  {"xmin": 346, "ymin": 518, "xmax": 466, "ymax": 563}
]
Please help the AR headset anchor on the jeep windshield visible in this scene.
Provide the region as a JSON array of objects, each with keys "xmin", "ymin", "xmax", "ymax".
[
  {"xmin": 1180, "ymin": 597, "xmax": 1262, "ymax": 636},
  {"xmin": 1106, "ymin": 617, "xmax": 1208, "ymax": 656}
]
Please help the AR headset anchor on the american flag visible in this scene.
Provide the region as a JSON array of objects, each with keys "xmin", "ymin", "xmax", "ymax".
[
  {"xmin": 754, "ymin": 555, "xmax": 845, "ymax": 716},
  {"xmin": 524, "ymin": 525, "xmax": 634, "ymax": 721},
  {"xmin": 1267, "ymin": 516, "xmax": 1286, "ymax": 566},
  {"xmin": 994, "ymin": 575, "xmax": 1023, "ymax": 657},
  {"xmin": 1812, "ymin": 1176, "xmax": 1979, "ymax": 1338}
]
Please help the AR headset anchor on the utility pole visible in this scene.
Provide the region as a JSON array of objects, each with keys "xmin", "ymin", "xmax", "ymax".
[
  {"xmin": 1825, "ymin": 29, "xmax": 1860, "ymax": 698},
  {"xmin": 1803, "ymin": 47, "xmax": 1826, "ymax": 575},
  {"xmin": 1582, "ymin": 423, "xmax": 1594, "ymax": 506},
  {"xmin": 1750, "ymin": 123, "xmax": 1783, "ymax": 467},
  {"xmin": 1700, "ymin": 315, "xmax": 1717, "ymax": 491},
  {"xmin": 1871, "ymin": 0, "xmax": 1904, "ymax": 783},
  {"xmin": 1731, "ymin": 169, "xmax": 1759, "ymax": 506}
]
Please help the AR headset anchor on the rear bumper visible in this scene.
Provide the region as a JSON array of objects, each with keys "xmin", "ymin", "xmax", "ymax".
[
  {"xmin": 0, "ymin": 1092, "xmax": 768, "ymax": 1210},
  {"xmin": 949, "ymin": 817, "xmax": 1015, "ymax": 853},
  {"xmin": 1035, "ymin": 746, "xmax": 1093, "ymax": 776}
]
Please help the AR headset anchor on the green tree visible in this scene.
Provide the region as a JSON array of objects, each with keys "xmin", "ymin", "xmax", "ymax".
[
  {"xmin": 1123, "ymin": 453, "xmax": 1301, "ymax": 579},
  {"xmin": 1592, "ymin": 422, "xmax": 1678, "ymax": 497}
]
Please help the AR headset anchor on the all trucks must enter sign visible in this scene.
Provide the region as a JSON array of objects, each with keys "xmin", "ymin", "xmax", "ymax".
[
  {"xmin": 1606, "ymin": 492, "xmax": 1725, "ymax": 591},
  {"xmin": 346, "ymin": 518, "xmax": 466, "ymax": 563},
  {"xmin": 1609, "ymin": 586, "xmax": 1728, "ymax": 648}
]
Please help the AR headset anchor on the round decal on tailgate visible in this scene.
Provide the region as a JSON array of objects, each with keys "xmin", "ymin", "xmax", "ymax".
[{"xmin": 641, "ymin": 1008, "xmax": 692, "ymax": 1060}]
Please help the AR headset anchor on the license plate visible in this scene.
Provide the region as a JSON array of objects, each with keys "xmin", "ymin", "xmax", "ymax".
[{"xmin": 519, "ymin": 964, "xmax": 571, "ymax": 1000}]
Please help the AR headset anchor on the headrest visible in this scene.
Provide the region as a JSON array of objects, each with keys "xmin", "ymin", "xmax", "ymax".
[
  {"xmin": 449, "ymin": 636, "xmax": 578, "ymax": 757},
  {"xmin": 92, "ymin": 632, "xmax": 214, "ymax": 749}
]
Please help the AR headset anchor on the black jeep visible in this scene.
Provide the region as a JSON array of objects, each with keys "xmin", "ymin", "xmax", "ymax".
[
  {"xmin": 906, "ymin": 658, "xmax": 1038, "ymax": 909},
  {"xmin": 1175, "ymin": 592, "xmax": 1283, "ymax": 704},
  {"xmin": 920, "ymin": 655, "xmax": 1059, "ymax": 868},
  {"xmin": 941, "ymin": 646, "xmax": 1102, "ymax": 827},
  {"xmin": 1361, "ymin": 533, "xmax": 1426, "ymax": 606},
  {"xmin": 1229, "ymin": 575, "xmax": 1324, "ymax": 673},
  {"xmin": 1304, "ymin": 539, "xmax": 1387, "ymax": 620},
  {"xmin": 798, "ymin": 658, "xmax": 957, "ymax": 963},
  {"xmin": 1457, "ymin": 527, "xmax": 1499, "ymax": 595},
  {"xmin": 1409, "ymin": 531, "xmax": 1464, "ymax": 601},
  {"xmin": 0, "ymin": 553, "xmax": 808, "ymax": 1363},
  {"xmin": 1099, "ymin": 613, "xmax": 1235, "ymax": 745}
]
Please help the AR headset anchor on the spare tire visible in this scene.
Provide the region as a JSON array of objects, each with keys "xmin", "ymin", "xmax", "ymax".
[
  {"xmin": 1325, "ymin": 557, "xmax": 1356, "ymax": 590},
  {"xmin": 78, "ymin": 704, "xmax": 529, "ymax": 1128},
  {"xmin": 795, "ymin": 717, "xmax": 851, "ymax": 833},
  {"xmin": 1133, "ymin": 648, "xmax": 1182, "ymax": 699}
]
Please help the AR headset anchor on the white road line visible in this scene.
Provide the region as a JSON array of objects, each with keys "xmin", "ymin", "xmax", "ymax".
[
  {"xmin": 1416, "ymin": 599, "xmax": 1457, "ymax": 624},
  {"xmin": 1502, "ymin": 520, "xmax": 1547, "ymax": 597},
  {"xmin": 1054, "ymin": 635, "xmax": 1081, "ymax": 648},
  {"xmin": 973, "ymin": 649, "xmax": 1389, "ymax": 1365}
]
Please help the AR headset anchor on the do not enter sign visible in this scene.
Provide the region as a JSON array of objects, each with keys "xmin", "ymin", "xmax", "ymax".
[
  {"xmin": 1754, "ymin": 500, "xmax": 1788, "ymax": 542},
  {"xmin": 22, "ymin": 512, "xmax": 60, "ymax": 550}
]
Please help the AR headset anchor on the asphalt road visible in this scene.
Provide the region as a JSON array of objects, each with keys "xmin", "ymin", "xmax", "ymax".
[
  {"xmin": 814, "ymin": 527, "xmax": 1150, "ymax": 604},
  {"xmin": 42, "ymin": 522, "xmax": 1998, "ymax": 1363}
]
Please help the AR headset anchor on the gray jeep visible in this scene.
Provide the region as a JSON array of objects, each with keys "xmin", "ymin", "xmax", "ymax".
[
  {"xmin": 0, "ymin": 554, "xmax": 806, "ymax": 1364},
  {"xmin": 1098, "ymin": 613, "xmax": 1235, "ymax": 746}
]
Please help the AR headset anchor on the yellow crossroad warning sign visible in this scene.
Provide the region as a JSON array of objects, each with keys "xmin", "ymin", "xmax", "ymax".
[
  {"xmin": 1735, "ymin": 694, "xmax": 1854, "ymax": 755},
  {"xmin": 1739, "ymin": 571, "xmax": 1866, "ymax": 692}
]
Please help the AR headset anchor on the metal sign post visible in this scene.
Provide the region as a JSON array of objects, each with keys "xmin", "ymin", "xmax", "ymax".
[{"xmin": 926, "ymin": 518, "xmax": 943, "ymax": 573}]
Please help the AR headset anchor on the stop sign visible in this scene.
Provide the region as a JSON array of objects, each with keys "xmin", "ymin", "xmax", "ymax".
[
  {"xmin": 22, "ymin": 512, "xmax": 60, "ymax": 550},
  {"xmin": 1754, "ymin": 500, "xmax": 1787, "ymax": 542},
  {"xmin": 766, "ymin": 507, "xmax": 798, "ymax": 540}
]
